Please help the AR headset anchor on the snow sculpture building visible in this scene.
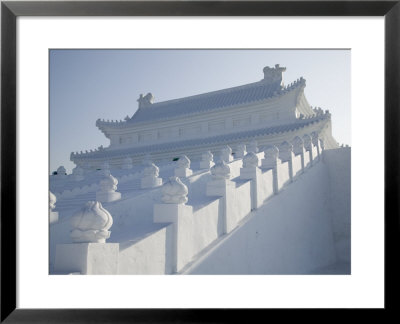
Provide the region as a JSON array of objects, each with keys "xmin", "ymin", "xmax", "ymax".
[{"xmin": 70, "ymin": 65, "xmax": 338, "ymax": 169}]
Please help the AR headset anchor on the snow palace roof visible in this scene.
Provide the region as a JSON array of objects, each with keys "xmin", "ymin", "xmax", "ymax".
[{"xmin": 128, "ymin": 64, "xmax": 291, "ymax": 124}]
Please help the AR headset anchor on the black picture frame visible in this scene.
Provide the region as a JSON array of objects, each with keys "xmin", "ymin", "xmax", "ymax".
[{"xmin": 1, "ymin": 1, "xmax": 399, "ymax": 322}]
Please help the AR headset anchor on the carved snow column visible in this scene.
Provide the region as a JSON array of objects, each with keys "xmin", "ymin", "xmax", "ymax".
[
  {"xmin": 206, "ymin": 161, "xmax": 235, "ymax": 234},
  {"xmin": 292, "ymin": 136, "xmax": 305, "ymax": 173},
  {"xmin": 56, "ymin": 166, "xmax": 67, "ymax": 178},
  {"xmin": 153, "ymin": 177, "xmax": 192, "ymax": 273},
  {"xmin": 303, "ymin": 134, "xmax": 314, "ymax": 165},
  {"xmin": 160, "ymin": 177, "xmax": 189, "ymax": 204},
  {"xmin": 279, "ymin": 141, "xmax": 295, "ymax": 182},
  {"xmin": 174, "ymin": 155, "xmax": 193, "ymax": 178},
  {"xmin": 206, "ymin": 161, "xmax": 232, "ymax": 196},
  {"xmin": 240, "ymin": 152, "xmax": 261, "ymax": 210},
  {"xmin": 311, "ymin": 132, "xmax": 321, "ymax": 160},
  {"xmin": 261, "ymin": 145, "xmax": 280, "ymax": 194},
  {"xmin": 121, "ymin": 156, "xmax": 133, "ymax": 169},
  {"xmin": 72, "ymin": 166, "xmax": 84, "ymax": 181},
  {"xmin": 49, "ymin": 191, "xmax": 59, "ymax": 224},
  {"xmin": 235, "ymin": 143, "xmax": 247, "ymax": 159},
  {"xmin": 261, "ymin": 145, "xmax": 279, "ymax": 170},
  {"xmin": 199, "ymin": 151, "xmax": 214, "ymax": 169},
  {"xmin": 100, "ymin": 161, "xmax": 110, "ymax": 176},
  {"xmin": 240, "ymin": 152, "xmax": 260, "ymax": 180},
  {"xmin": 55, "ymin": 201, "xmax": 119, "ymax": 274},
  {"xmin": 220, "ymin": 145, "xmax": 233, "ymax": 163},
  {"xmin": 247, "ymin": 140, "xmax": 259, "ymax": 154},
  {"xmin": 141, "ymin": 163, "xmax": 162, "ymax": 189},
  {"xmin": 96, "ymin": 173, "xmax": 121, "ymax": 202},
  {"xmin": 70, "ymin": 201, "xmax": 113, "ymax": 243}
]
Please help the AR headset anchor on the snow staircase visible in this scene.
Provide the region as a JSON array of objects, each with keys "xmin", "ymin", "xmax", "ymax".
[{"xmin": 50, "ymin": 137, "xmax": 350, "ymax": 275}]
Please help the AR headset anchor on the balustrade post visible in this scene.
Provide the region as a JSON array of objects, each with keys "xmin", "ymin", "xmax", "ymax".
[
  {"xmin": 174, "ymin": 155, "xmax": 193, "ymax": 178},
  {"xmin": 279, "ymin": 141, "xmax": 295, "ymax": 182},
  {"xmin": 240, "ymin": 152, "xmax": 261, "ymax": 209},
  {"xmin": 220, "ymin": 145, "xmax": 233, "ymax": 163},
  {"xmin": 96, "ymin": 173, "xmax": 122, "ymax": 202},
  {"xmin": 261, "ymin": 145, "xmax": 280, "ymax": 194},
  {"xmin": 311, "ymin": 132, "xmax": 321, "ymax": 160},
  {"xmin": 206, "ymin": 161, "xmax": 235, "ymax": 233},
  {"xmin": 153, "ymin": 177, "xmax": 192, "ymax": 273},
  {"xmin": 199, "ymin": 151, "xmax": 214, "ymax": 169},
  {"xmin": 303, "ymin": 134, "xmax": 313, "ymax": 166},
  {"xmin": 54, "ymin": 201, "xmax": 119, "ymax": 274},
  {"xmin": 235, "ymin": 143, "xmax": 247, "ymax": 159},
  {"xmin": 292, "ymin": 136, "xmax": 305, "ymax": 173},
  {"xmin": 141, "ymin": 162, "xmax": 163, "ymax": 188}
]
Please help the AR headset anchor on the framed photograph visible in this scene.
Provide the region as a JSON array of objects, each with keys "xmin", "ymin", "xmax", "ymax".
[{"xmin": 1, "ymin": 0, "xmax": 399, "ymax": 322}]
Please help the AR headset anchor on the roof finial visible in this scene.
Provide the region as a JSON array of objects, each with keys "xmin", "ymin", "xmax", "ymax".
[
  {"xmin": 137, "ymin": 92, "xmax": 154, "ymax": 109},
  {"xmin": 263, "ymin": 64, "xmax": 286, "ymax": 88}
]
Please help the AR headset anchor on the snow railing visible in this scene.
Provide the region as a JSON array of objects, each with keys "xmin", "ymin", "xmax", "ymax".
[
  {"xmin": 54, "ymin": 136, "xmax": 323, "ymax": 274},
  {"xmin": 53, "ymin": 169, "xmax": 142, "ymax": 200},
  {"xmin": 155, "ymin": 137, "xmax": 322, "ymax": 274}
]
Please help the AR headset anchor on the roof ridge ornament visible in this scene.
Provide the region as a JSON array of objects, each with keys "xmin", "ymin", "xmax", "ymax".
[
  {"xmin": 137, "ymin": 92, "xmax": 154, "ymax": 109},
  {"xmin": 263, "ymin": 64, "xmax": 286, "ymax": 89}
]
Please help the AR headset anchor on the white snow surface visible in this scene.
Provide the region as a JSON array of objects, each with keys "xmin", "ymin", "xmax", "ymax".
[{"xmin": 50, "ymin": 148, "xmax": 350, "ymax": 274}]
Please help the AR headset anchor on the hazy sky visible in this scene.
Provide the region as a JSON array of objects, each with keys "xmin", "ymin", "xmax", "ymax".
[{"xmin": 50, "ymin": 49, "xmax": 350, "ymax": 173}]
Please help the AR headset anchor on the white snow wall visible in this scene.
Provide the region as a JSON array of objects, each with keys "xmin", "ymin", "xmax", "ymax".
[
  {"xmin": 323, "ymin": 147, "xmax": 351, "ymax": 264},
  {"xmin": 116, "ymin": 144, "xmax": 334, "ymax": 275},
  {"xmin": 185, "ymin": 149, "xmax": 350, "ymax": 274},
  {"xmin": 54, "ymin": 145, "xmax": 350, "ymax": 275}
]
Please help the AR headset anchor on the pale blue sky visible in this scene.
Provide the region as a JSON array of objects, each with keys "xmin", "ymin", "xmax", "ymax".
[{"xmin": 50, "ymin": 49, "xmax": 350, "ymax": 173}]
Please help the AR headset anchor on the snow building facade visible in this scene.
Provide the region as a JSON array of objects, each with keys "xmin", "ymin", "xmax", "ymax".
[{"xmin": 70, "ymin": 65, "xmax": 338, "ymax": 169}]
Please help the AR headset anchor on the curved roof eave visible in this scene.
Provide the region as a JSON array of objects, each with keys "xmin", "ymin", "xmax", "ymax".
[
  {"xmin": 95, "ymin": 78, "xmax": 306, "ymax": 134},
  {"xmin": 73, "ymin": 111, "xmax": 328, "ymax": 162}
]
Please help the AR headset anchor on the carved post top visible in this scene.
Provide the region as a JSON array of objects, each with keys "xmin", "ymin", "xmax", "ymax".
[
  {"xmin": 263, "ymin": 64, "xmax": 286, "ymax": 87},
  {"xmin": 311, "ymin": 132, "xmax": 319, "ymax": 146},
  {"xmin": 292, "ymin": 136, "xmax": 305, "ymax": 154},
  {"xmin": 263, "ymin": 145, "xmax": 279, "ymax": 159},
  {"xmin": 70, "ymin": 201, "xmax": 113, "ymax": 233},
  {"xmin": 177, "ymin": 155, "xmax": 191, "ymax": 168},
  {"xmin": 243, "ymin": 152, "xmax": 259, "ymax": 168},
  {"xmin": 137, "ymin": 92, "xmax": 154, "ymax": 109},
  {"xmin": 211, "ymin": 161, "xmax": 231, "ymax": 180},
  {"xmin": 202, "ymin": 151, "xmax": 214, "ymax": 162},
  {"xmin": 100, "ymin": 174, "xmax": 118, "ymax": 192},
  {"xmin": 57, "ymin": 166, "xmax": 66, "ymax": 175},
  {"xmin": 161, "ymin": 177, "xmax": 188, "ymax": 204},
  {"xmin": 279, "ymin": 141, "xmax": 293, "ymax": 153},
  {"xmin": 292, "ymin": 136, "xmax": 304, "ymax": 148},
  {"xmin": 143, "ymin": 163, "xmax": 160, "ymax": 177},
  {"xmin": 221, "ymin": 145, "xmax": 232, "ymax": 155},
  {"xmin": 303, "ymin": 134, "xmax": 312, "ymax": 149}
]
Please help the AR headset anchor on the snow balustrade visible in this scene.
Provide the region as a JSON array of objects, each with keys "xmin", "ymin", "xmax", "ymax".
[
  {"xmin": 54, "ymin": 134, "xmax": 323, "ymax": 274},
  {"xmin": 52, "ymin": 167, "xmax": 143, "ymax": 200}
]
